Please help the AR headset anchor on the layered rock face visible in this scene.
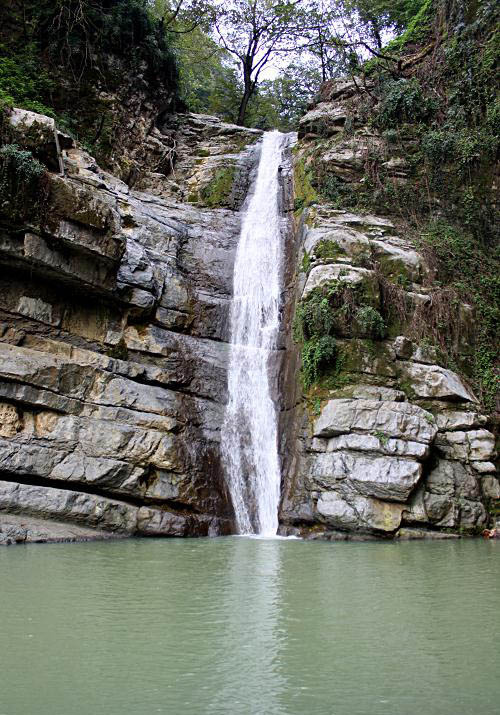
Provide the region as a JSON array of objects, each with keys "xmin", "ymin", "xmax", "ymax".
[
  {"xmin": 0, "ymin": 87, "xmax": 497, "ymax": 545},
  {"xmin": 0, "ymin": 108, "xmax": 262, "ymax": 544},
  {"xmin": 280, "ymin": 81, "xmax": 498, "ymax": 540}
]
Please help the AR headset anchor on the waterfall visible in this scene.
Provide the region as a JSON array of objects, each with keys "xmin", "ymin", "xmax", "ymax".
[{"xmin": 221, "ymin": 130, "xmax": 287, "ymax": 536}]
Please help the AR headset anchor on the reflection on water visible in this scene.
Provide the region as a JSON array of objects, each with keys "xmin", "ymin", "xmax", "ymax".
[
  {"xmin": 206, "ymin": 538, "xmax": 285, "ymax": 715},
  {"xmin": 0, "ymin": 538, "xmax": 499, "ymax": 715}
]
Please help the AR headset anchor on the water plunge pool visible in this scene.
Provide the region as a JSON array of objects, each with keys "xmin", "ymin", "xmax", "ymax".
[{"xmin": 1, "ymin": 537, "xmax": 499, "ymax": 714}]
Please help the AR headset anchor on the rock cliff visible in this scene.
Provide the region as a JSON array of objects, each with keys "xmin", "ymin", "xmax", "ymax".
[
  {"xmin": 0, "ymin": 79, "xmax": 497, "ymax": 544},
  {"xmin": 279, "ymin": 79, "xmax": 498, "ymax": 540},
  {"xmin": 0, "ymin": 106, "xmax": 263, "ymax": 543}
]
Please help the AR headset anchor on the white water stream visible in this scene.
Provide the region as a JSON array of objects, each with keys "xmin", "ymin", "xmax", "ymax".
[{"xmin": 221, "ymin": 131, "xmax": 287, "ymax": 536}]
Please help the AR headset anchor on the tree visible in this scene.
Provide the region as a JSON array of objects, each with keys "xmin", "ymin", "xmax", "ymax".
[
  {"xmin": 172, "ymin": 25, "xmax": 242, "ymax": 121},
  {"xmin": 245, "ymin": 59, "xmax": 321, "ymax": 129},
  {"xmin": 151, "ymin": 0, "xmax": 216, "ymax": 34},
  {"xmin": 213, "ymin": 0, "xmax": 309, "ymax": 125}
]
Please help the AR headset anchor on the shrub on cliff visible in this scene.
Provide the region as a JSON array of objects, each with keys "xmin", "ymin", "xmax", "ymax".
[{"xmin": 0, "ymin": 144, "xmax": 48, "ymax": 222}]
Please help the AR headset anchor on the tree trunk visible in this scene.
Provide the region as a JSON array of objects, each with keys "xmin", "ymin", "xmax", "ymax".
[
  {"xmin": 237, "ymin": 72, "xmax": 255, "ymax": 126},
  {"xmin": 237, "ymin": 90, "xmax": 251, "ymax": 126}
]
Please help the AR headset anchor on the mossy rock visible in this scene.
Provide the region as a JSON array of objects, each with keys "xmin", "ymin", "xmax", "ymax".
[
  {"xmin": 376, "ymin": 253, "xmax": 413, "ymax": 287},
  {"xmin": 312, "ymin": 239, "xmax": 346, "ymax": 262},
  {"xmin": 293, "ymin": 155, "xmax": 318, "ymax": 213},
  {"xmin": 339, "ymin": 338, "xmax": 397, "ymax": 378},
  {"xmin": 199, "ymin": 166, "xmax": 236, "ymax": 208}
]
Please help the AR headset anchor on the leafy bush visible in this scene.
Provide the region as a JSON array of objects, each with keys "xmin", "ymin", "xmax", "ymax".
[
  {"xmin": 293, "ymin": 290, "xmax": 334, "ymax": 342},
  {"xmin": 302, "ymin": 336, "xmax": 338, "ymax": 389},
  {"xmin": 374, "ymin": 78, "xmax": 436, "ymax": 129},
  {"xmin": 0, "ymin": 44, "xmax": 55, "ymax": 115},
  {"xmin": 421, "ymin": 128, "xmax": 498, "ymax": 176},
  {"xmin": 0, "ymin": 144, "xmax": 47, "ymax": 221},
  {"xmin": 356, "ymin": 306, "xmax": 386, "ymax": 339}
]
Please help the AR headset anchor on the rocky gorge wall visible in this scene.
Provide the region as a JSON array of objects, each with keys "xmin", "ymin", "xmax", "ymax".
[
  {"xmin": 0, "ymin": 83, "xmax": 497, "ymax": 546},
  {"xmin": 0, "ymin": 107, "xmax": 266, "ymax": 544},
  {"xmin": 278, "ymin": 80, "xmax": 499, "ymax": 540}
]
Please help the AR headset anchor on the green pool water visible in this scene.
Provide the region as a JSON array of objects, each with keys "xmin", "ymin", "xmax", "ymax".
[{"xmin": 0, "ymin": 537, "xmax": 499, "ymax": 715}]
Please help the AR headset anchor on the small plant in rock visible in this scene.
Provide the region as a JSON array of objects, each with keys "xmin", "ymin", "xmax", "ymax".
[
  {"xmin": 374, "ymin": 431, "xmax": 389, "ymax": 447},
  {"xmin": 312, "ymin": 396, "xmax": 322, "ymax": 416},
  {"xmin": 313, "ymin": 239, "xmax": 346, "ymax": 261},
  {"xmin": 302, "ymin": 335, "xmax": 337, "ymax": 389},
  {"xmin": 301, "ymin": 250, "xmax": 312, "ymax": 274},
  {"xmin": 356, "ymin": 306, "xmax": 386, "ymax": 339}
]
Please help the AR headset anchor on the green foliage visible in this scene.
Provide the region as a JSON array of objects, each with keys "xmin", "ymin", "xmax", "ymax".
[
  {"xmin": 34, "ymin": 0, "xmax": 179, "ymax": 86},
  {"xmin": 302, "ymin": 335, "xmax": 338, "ymax": 389},
  {"xmin": 374, "ymin": 430, "xmax": 389, "ymax": 446},
  {"xmin": 312, "ymin": 396, "xmax": 322, "ymax": 416},
  {"xmin": 356, "ymin": 306, "xmax": 386, "ymax": 339},
  {"xmin": 398, "ymin": 378, "xmax": 417, "ymax": 401},
  {"xmin": 421, "ymin": 127, "xmax": 498, "ymax": 178},
  {"xmin": 417, "ymin": 220, "xmax": 499, "ymax": 410},
  {"xmin": 0, "ymin": 1, "xmax": 180, "ymax": 161},
  {"xmin": 170, "ymin": 27, "xmax": 241, "ymax": 124},
  {"xmin": 301, "ymin": 251, "xmax": 312, "ymax": 274},
  {"xmin": 293, "ymin": 280, "xmax": 384, "ymax": 387},
  {"xmin": 293, "ymin": 290, "xmax": 334, "ymax": 342},
  {"xmin": 375, "ymin": 0, "xmax": 434, "ymax": 57},
  {"xmin": 0, "ymin": 44, "xmax": 55, "ymax": 116},
  {"xmin": 313, "ymin": 239, "xmax": 346, "ymax": 261},
  {"xmin": 374, "ymin": 78, "xmax": 436, "ymax": 129},
  {"xmin": 314, "ymin": 172, "xmax": 358, "ymax": 209},
  {"xmin": 0, "ymin": 144, "xmax": 47, "ymax": 221},
  {"xmin": 245, "ymin": 62, "xmax": 322, "ymax": 130}
]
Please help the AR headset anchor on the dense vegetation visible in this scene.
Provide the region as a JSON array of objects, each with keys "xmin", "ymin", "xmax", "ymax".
[
  {"xmin": 293, "ymin": 0, "xmax": 499, "ymax": 412},
  {"xmin": 0, "ymin": 0, "xmax": 181, "ymax": 163},
  {"xmin": 0, "ymin": 0, "xmax": 433, "ymax": 132}
]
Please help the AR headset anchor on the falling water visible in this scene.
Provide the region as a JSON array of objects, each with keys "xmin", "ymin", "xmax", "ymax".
[{"xmin": 221, "ymin": 131, "xmax": 288, "ymax": 536}]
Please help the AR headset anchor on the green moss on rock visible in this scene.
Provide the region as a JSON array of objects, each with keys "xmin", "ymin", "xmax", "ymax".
[
  {"xmin": 199, "ymin": 166, "xmax": 236, "ymax": 208},
  {"xmin": 313, "ymin": 239, "xmax": 346, "ymax": 261},
  {"xmin": 293, "ymin": 156, "xmax": 317, "ymax": 212}
]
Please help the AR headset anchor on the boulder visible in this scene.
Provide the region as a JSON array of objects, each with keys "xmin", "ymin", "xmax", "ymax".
[
  {"xmin": 317, "ymin": 489, "xmax": 404, "ymax": 532},
  {"xmin": 308, "ymin": 451, "xmax": 422, "ymax": 501},
  {"xmin": 303, "ymin": 263, "xmax": 379, "ymax": 301},
  {"xmin": 398, "ymin": 362, "xmax": 477, "ymax": 402},
  {"xmin": 314, "ymin": 399, "xmax": 438, "ymax": 444},
  {"xmin": 298, "ymin": 103, "xmax": 348, "ymax": 137},
  {"xmin": 436, "ymin": 429, "xmax": 495, "ymax": 462}
]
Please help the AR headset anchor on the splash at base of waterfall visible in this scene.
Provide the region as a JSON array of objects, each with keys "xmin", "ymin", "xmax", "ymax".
[{"xmin": 221, "ymin": 131, "xmax": 288, "ymax": 536}]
